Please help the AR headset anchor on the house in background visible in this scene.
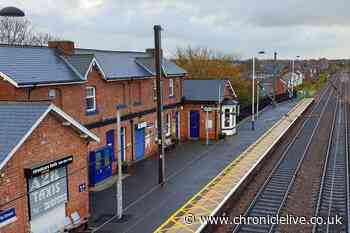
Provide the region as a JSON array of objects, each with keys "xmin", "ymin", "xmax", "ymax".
[
  {"xmin": 0, "ymin": 101, "xmax": 99, "ymax": 233},
  {"xmin": 0, "ymin": 41, "xmax": 186, "ymax": 186},
  {"xmin": 281, "ymin": 71, "xmax": 304, "ymax": 97},
  {"xmin": 258, "ymin": 76, "xmax": 287, "ymax": 99},
  {"xmin": 181, "ymin": 79, "xmax": 239, "ymax": 141}
]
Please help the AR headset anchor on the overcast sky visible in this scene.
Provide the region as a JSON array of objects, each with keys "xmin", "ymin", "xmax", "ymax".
[{"xmin": 2, "ymin": 0, "xmax": 350, "ymax": 59}]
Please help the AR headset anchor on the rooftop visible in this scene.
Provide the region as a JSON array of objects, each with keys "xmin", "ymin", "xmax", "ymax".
[
  {"xmin": 0, "ymin": 43, "xmax": 186, "ymax": 87},
  {"xmin": 0, "ymin": 101, "xmax": 99, "ymax": 170}
]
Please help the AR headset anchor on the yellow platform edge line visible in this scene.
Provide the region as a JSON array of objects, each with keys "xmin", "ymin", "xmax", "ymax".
[{"xmin": 153, "ymin": 98, "xmax": 314, "ymax": 233}]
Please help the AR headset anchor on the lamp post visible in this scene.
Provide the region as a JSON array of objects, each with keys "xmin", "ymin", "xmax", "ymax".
[
  {"xmin": 256, "ymin": 51, "xmax": 265, "ymax": 119},
  {"xmin": 290, "ymin": 55, "xmax": 300, "ymax": 98},
  {"xmin": 251, "ymin": 51, "xmax": 265, "ymax": 130},
  {"xmin": 0, "ymin": 6, "xmax": 25, "ymax": 17},
  {"xmin": 115, "ymin": 105, "xmax": 124, "ymax": 220}
]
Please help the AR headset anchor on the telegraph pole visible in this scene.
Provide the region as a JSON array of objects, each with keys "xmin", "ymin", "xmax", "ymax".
[{"xmin": 154, "ymin": 25, "xmax": 166, "ymax": 185}]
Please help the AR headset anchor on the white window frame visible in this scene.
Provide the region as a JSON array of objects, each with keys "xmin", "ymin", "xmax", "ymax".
[
  {"xmin": 86, "ymin": 86, "xmax": 96, "ymax": 112},
  {"xmin": 169, "ymin": 79, "xmax": 174, "ymax": 97}
]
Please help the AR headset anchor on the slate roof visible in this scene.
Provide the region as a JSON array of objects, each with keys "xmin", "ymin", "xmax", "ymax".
[
  {"xmin": 0, "ymin": 46, "xmax": 81, "ymax": 86},
  {"xmin": 0, "ymin": 45, "xmax": 186, "ymax": 86},
  {"xmin": 0, "ymin": 101, "xmax": 99, "ymax": 170},
  {"xmin": 259, "ymin": 77, "xmax": 278, "ymax": 96},
  {"xmin": 183, "ymin": 79, "xmax": 229, "ymax": 102},
  {"xmin": 135, "ymin": 57, "xmax": 186, "ymax": 77},
  {"xmin": 262, "ymin": 63, "xmax": 286, "ymax": 75},
  {"xmin": 0, "ymin": 102, "xmax": 50, "ymax": 168},
  {"xmin": 76, "ymin": 49, "xmax": 151, "ymax": 79},
  {"xmin": 63, "ymin": 54, "xmax": 95, "ymax": 78}
]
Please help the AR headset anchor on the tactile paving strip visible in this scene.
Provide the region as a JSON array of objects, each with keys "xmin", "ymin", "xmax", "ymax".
[{"xmin": 154, "ymin": 98, "xmax": 314, "ymax": 233}]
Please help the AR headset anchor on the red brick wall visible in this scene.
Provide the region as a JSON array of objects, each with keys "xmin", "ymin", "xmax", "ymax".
[
  {"xmin": 0, "ymin": 114, "xmax": 91, "ymax": 233},
  {"xmin": 180, "ymin": 104, "xmax": 220, "ymax": 141},
  {"xmin": 0, "ymin": 69, "xmax": 182, "ymax": 125},
  {"xmin": 0, "ymin": 69, "xmax": 183, "ymax": 162},
  {"xmin": 276, "ymin": 78, "xmax": 287, "ymax": 95},
  {"xmin": 0, "ymin": 79, "xmax": 17, "ymax": 100}
]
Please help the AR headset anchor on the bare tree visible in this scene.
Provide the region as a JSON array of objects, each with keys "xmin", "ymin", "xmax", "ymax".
[{"xmin": 0, "ymin": 17, "xmax": 59, "ymax": 46}]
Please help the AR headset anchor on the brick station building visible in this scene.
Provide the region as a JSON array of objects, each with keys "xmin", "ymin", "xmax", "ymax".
[
  {"xmin": 0, "ymin": 41, "xmax": 186, "ymax": 186},
  {"xmin": 181, "ymin": 79, "xmax": 239, "ymax": 141},
  {"xmin": 0, "ymin": 102, "xmax": 99, "ymax": 233}
]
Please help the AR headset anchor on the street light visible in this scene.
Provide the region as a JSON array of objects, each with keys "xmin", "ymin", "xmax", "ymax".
[
  {"xmin": 0, "ymin": 6, "xmax": 25, "ymax": 17},
  {"xmin": 290, "ymin": 55, "xmax": 300, "ymax": 98},
  {"xmin": 251, "ymin": 51, "xmax": 265, "ymax": 131},
  {"xmin": 256, "ymin": 51, "xmax": 265, "ymax": 119}
]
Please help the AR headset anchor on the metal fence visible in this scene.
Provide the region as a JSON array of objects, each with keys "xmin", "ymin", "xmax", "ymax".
[{"xmin": 238, "ymin": 92, "xmax": 294, "ymax": 122}]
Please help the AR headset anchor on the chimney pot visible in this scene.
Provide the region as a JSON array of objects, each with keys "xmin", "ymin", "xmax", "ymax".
[{"xmin": 48, "ymin": 41, "xmax": 75, "ymax": 55}]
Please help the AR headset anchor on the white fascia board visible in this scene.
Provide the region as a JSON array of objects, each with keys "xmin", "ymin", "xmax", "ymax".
[
  {"xmin": 106, "ymin": 76, "xmax": 153, "ymax": 81},
  {"xmin": 0, "ymin": 72, "xmax": 18, "ymax": 87},
  {"xmin": 18, "ymin": 81, "xmax": 86, "ymax": 88},
  {"xmin": 226, "ymin": 80, "xmax": 238, "ymax": 98},
  {"xmin": 0, "ymin": 104, "xmax": 100, "ymax": 171},
  {"xmin": 85, "ymin": 58, "xmax": 107, "ymax": 80},
  {"xmin": 0, "ymin": 107, "xmax": 51, "ymax": 171},
  {"xmin": 50, "ymin": 104, "xmax": 100, "ymax": 142}
]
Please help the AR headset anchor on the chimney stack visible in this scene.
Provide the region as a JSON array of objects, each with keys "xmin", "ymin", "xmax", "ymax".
[
  {"xmin": 146, "ymin": 48, "xmax": 163, "ymax": 58},
  {"xmin": 48, "ymin": 41, "xmax": 75, "ymax": 55}
]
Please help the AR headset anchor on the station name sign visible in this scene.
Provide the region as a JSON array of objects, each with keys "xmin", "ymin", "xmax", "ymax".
[
  {"xmin": 25, "ymin": 155, "xmax": 73, "ymax": 178},
  {"xmin": 137, "ymin": 122, "xmax": 147, "ymax": 129},
  {"xmin": 0, "ymin": 208, "xmax": 16, "ymax": 228}
]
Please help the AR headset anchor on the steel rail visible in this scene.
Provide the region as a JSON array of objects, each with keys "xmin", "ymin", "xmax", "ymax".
[
  {"xmin": 233, "ymin": 82, "xmax": 335, "ymax": 233},
  {"xmin": 346, "ymin": 77, "xmax": 350, "ymax": 233},
  {"xmin": 312, "ymin": 76, "xmax": 348, "ymax": 233},
  {"xmin": 311, "ymin": 95, "xmax": 339, "ymax": 233}
]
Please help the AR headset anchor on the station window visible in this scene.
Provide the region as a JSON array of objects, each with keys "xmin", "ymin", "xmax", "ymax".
[
  {"xmin": 224, "ymin": 109, "xmax": 231, "ymax": 127},
  {"xmin": 169, "ymin": 79, "xmax": 174, "ymax": 97},
  {"xmin": 86, "ymin": 86, "xmax": 96, "ymax": 112}
]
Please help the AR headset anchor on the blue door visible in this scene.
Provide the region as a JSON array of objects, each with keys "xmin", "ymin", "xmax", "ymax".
[
  {"xmin": 190, "ymin": 111, "xmax": 200, "ymax": 139},
  {"xmin": 89, "ymin": 147, "xmax": 113, "ymax": 186},
  {"xmin": 135, "ymin": 126, "xmax": 145, "ymax": 160},
  {"xmin": 106, "ymin": 130, "xmax": 115, "ymax": 160}
]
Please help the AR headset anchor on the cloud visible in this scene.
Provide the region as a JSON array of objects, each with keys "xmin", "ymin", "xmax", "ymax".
[
  {"xmin": 1, "ymin": 0, "xmax": 350, "ymax": 59},
  {"xmin": 248, "ymin": 0, "xmax": 350, "ymax": 27}
]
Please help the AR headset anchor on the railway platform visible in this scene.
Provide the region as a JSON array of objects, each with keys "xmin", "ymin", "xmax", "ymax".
[
  {"xmin": 91, "ymin": 98, "xmax": 312, "ymax": 233},
  {"xmin": 154, "ymin": 98, "xmax": 314, "ymax": 233}
]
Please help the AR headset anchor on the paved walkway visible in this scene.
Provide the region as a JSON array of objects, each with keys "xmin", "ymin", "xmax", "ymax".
[
  {"xmin": 155, "ymin": 98, "xmax": 314, "ymax": 233},
  {"xmin": 90, "ymin": 100, "xmax": 299, "ymax": 233}
]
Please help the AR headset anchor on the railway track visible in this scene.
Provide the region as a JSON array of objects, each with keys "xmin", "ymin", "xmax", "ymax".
[
  {"xmin": 312, "ymin": 75, "xmax": 349, "ymax": 233},
  {"xmin": 233, "ymin": 81, "xmax": 337, "ymax": 233}
]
